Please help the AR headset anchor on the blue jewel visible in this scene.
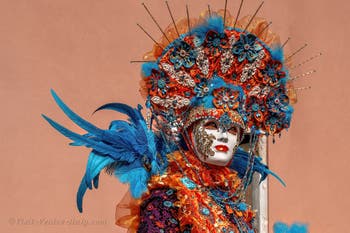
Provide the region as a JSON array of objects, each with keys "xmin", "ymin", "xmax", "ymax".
[
  {"xmin": 163, "ymin": 200, "xmax": 173, "ymax": 207},
  {"xmin": 166, "ymin": 189, "xmax": 174, "ymax": 196},
  {"xmin": 213, "ymin": 38, "xmax": 221, "ymax": 47},
  {"xmin": 201, "ymin": 207, "xmax": 210, "ymax": 216},
  {"xmin": 219, "ymin": 112, "xmax": 233, "ymax": 128},
  {"xmin": 237, "ymin": 202, "xmax": 247, "ymax": 211},
  {"xmin": 180, "ymin": 177, "xmax": 196, "ymax": 190},
  {"xmin": 157, "ymin": 79, "xmax": 166, "ymax": 89},
  {"xmin": 170, "ymin": 218, "xmax": 178, "ymax": 224},
  {"xmin": 252, "ymin": 103, "xmax": 260, "ymax": 112}
]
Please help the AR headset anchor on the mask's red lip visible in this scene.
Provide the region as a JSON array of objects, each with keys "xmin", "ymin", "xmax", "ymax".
[{"xmin": 215, "ymin": 145, "xmax": 229, "ymax": 152}]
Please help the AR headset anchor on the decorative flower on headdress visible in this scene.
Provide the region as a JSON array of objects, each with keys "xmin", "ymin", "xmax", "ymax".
[
  {"xmin": 246, "ymin": 97, "xmax": 267, "ymax": 128},
  {"xmin": 194, "ymin": 78, "xmax": 211, "ymax": 98},
  {"xmin": 232, "ymin": 34, "xmax": 263, "ymax": 62},
  {"xmin": 146, "ymin": 70, "xmax": 171, "ymax": 98},
  {"xmin": 266, "ymin": 88, "xmax": 290, "ymax": 114},
  {"xmin": 170, "ymin": 41, "xmax": 197, "ymax": 70},
  {"xmin": 259, "ymin": 60, "xmax": 286, "ymax": 86},
  {"xmin": 213, "ymin": 87, "xmax": 241, "ymax": 111},
  {"xmin": 264, "ymin": 112, "xmax": 285, "ymax": 135},
  {"xmin": 204, "ymin": 30, "xmax": 230, "ymax": 56}
]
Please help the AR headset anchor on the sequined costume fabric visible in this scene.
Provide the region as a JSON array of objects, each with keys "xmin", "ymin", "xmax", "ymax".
[
  {"xmin": 117, "ymin": 150, "xmax": 255, "ymax": 233},
  {"xmin": 137, "ymin": 188, "xmax": 183, "ymax": 233}
]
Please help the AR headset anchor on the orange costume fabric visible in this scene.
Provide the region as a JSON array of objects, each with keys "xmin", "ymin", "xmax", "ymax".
[{"xmin": 116, "ymin": 150, "xmax": 255, "ymax": 232}]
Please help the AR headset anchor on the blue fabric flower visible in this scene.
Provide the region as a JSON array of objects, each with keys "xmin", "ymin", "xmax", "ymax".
[
  {"xmin": 265, "ymin": 113, "xmax": 283, "ymax": 134},
  {"xmin": 148, "ymin": 70, "xmax": 170, "ymax": 97},
  {"xmin": 213, "ymin": 87, "xmax": 241, "ymax": 111},
  {"xmin": 267, "ymin": 88, "xmax": 290, "ymax": 114},
  {"xmin": 170, "ymin": 41, "xmax": 197, "ymax": 70},
  {"xmin": 232, "ymin": 33, "xmax": 263, "ymax": 62},
  {"xmin": 265, "ymin": 111, "xmax": 292, "ymax": 135},
  {"xmin": 205, "ymin": 30, "xmax": 229, "ymax": 55},
  {"xmin": 246, "ymin": 97, "xmax": 266, "ymax": 124},
  {"xmin": 194, "ymin": 78, "xmax": 211, "ymax": 98},
  {"xmin": 260, "ymin": 60, "xmax": 286, "ymax": 86}
]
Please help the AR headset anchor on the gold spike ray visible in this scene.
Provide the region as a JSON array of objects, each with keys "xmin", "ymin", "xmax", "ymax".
[
  {"xmin": 142, "ymin": 3, "xmax": 171, "ymax": 43},
  {"xmin": 290, "ymin": 70, "xmax": 316, "ymax": 81},
  {"xmin": 291, "ymin": 53, "xmax": 322, "ymax": 70},
  {"xmin": 234, "ymin": 0, "xmax": 244, "ymax": 28},
  {"xmin": 136, "ymin": 23, "xmax": 164, "ymax": 49},
  {"xmin": 244, "ymin": 1, "xmax": 265, "ymax": 32},
  {"xmin": 165, "ymin": 1, "xmax": 180, "ymax": 37},
  {"xmin": 285, "ymin": 43, "xmax": 308, "ymax": 61}
]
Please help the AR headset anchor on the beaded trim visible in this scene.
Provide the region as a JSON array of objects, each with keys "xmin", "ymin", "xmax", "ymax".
[{"xmin": 183, "ymin": 107, "xmax": 245, "ymax": 130}]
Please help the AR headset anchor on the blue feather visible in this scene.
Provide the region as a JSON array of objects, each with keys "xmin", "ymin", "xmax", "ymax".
[
  {"xmin": 141, "ymin": 62, "xmax": 159, "ymax": 77},
  {"xmin": 115, "ymin": 166, "xmax": 149, "ymax": 198},
  {"xmin": 93, "ymin": 173, "xmax": 99, "ymax": 189},
  {"xmin": 206, "ymin": 16, "xmax": 225, "ymax": 34},
  {"xmin": 76, "ymin": 152, "xmax": 114, "ymax": 212},
  {"xmin": 42, "ymin": 114, "xmax": 133, "ymax": 161},
  {"xmin": 85, "ymin": 152, "xmax": 114, "ymax": 188},
  {"xmin": 191, "ymin": 16, "xmax": 225, "ymax": 46},
  {"xmin": 50, "ymin": 89, "xmax": 105, "ymax": 137},
  {"xmin": 230, "ymin": 147, "xmax": 286, "ymax": 186},
  {"xmin": 109, "ymin": 120, "xmax": 132, "ymax": 131},
  {"xmin": 76, "ymin": 176, "xmax": 88, "ymax": 213},
  {"xmin": 44, "ymin": 90, "xmax": 168, "ymax": 212},
  {"xmin": 271, "ymin": 45, "xmax": 284, "ymax": 61},
  {"xmin": 94, "ymin": 103, "xmax": 144, "ymax": 126}
]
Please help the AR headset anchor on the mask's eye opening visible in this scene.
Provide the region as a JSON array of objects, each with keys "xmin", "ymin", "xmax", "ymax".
[
  {"xmin": 203, "ymin": 120, "xmax": 218, "ymax": 130},
  {"xmin": 228, "ymin": 126, "xmax": 239, "ymax": 135}
]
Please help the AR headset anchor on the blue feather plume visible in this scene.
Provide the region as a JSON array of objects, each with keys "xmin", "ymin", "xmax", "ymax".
[
  {"xmin": 230, "ymin": 147, "xmax": 286, "ymax": 186},
  {"xmin": 141, "ymin": 62, "xmax": 159, "ymax": 77},
  {"xmin": 191, "ymin": 16, "xmax": 225, "ymax": 47},
  {"xmin": 43, "ymin": 90, "xmax": 167, "ymax": 212}
]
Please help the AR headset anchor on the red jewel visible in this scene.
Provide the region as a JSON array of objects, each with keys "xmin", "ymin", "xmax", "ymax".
[{"xmin": 215, "ymin": 145, "xmax": 229, "ymax": 152}]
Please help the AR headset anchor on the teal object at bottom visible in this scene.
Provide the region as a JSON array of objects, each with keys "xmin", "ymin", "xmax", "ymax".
[{"xmin": 273, "ymin": 222, "xmax": 308, "ymax": 233}]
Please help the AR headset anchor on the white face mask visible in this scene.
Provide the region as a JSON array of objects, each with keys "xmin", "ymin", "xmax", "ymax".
[{"xmin": 191, "ymin": 119, "xmax": 241, "ymax": 166}]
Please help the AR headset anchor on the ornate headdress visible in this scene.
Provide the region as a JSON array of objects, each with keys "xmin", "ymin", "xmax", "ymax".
[{"xmin": 139, "ymin": 9, "xmax": 294, "ymax": 140}]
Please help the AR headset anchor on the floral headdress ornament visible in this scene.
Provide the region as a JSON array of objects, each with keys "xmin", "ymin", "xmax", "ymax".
[{"xmin": 139, "ymin": 3, "xmax": 296, "ymax": 142}]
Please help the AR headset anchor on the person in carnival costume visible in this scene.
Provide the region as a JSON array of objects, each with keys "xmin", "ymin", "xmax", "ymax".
[{"xmin": 43, "ymin": 2, "xmax": 309, "ymax": 233}]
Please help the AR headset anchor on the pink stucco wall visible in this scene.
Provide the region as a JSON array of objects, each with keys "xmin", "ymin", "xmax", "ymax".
[{"xmin": 1, "ymin": 0, "xmax": 348, "ymax": 232}]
